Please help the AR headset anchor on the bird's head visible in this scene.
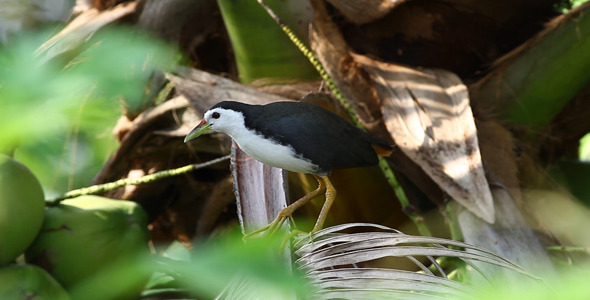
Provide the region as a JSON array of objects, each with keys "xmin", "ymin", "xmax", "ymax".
[{"xmin": 184, "ymin": 104, "xmax": 246, "ymax": 143}]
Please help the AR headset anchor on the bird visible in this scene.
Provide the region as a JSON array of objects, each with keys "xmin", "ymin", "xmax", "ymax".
[{"xmin": 184, "ymin": 100, "xmax": 392, "ymax": 235}]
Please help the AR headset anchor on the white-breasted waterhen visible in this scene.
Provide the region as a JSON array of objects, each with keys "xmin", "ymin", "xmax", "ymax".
[{"xmin": 184, "ymin": 100, "xmax": 392, "ymax": 235}]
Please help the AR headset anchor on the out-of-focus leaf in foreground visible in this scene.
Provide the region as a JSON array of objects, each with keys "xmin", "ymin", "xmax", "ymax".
[
  {"xmin": 146, "ymin": 233, "xmax": 309, "ymax": 299},
  {"xmin": 187, "ymin": 233, "xmax": 308, "ymax": 299},
  {"xmin": 68, "ymin": 232, "xmax": 308, "ymax": 299},
  {"xmin": 475, "ymin": 265, "xmax": 590, "ymax": 300},
  {"xmin": 0, "ymin": 27, "xmax": 176, "ymax": 193}
]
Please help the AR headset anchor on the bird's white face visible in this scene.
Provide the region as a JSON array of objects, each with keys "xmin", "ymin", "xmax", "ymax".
[{"xmin": 203, "ymin": 107, "xmax": 246, "ymax": 137}]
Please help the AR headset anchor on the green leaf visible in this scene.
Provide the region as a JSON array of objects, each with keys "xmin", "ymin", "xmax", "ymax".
[
  {"xmin": 217, "ymin": 0, "xmax": 318, "ymax": 83},
  {"xmin": 473, "ymin": 4, "xmax": 590, "ymax": 130}
]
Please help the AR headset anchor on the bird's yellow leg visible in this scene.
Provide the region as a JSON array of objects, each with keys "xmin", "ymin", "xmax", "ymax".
[
  {"xmin": 311, "ymin": 175, "xmax": 336, "ymax": 233},
  {"xmin": 265, "ymin": 175, "xmax": 326, "ymax": 235},
  {"xmin": 243, "ymin": 175, "xmax": 326, "ymax": 239}
]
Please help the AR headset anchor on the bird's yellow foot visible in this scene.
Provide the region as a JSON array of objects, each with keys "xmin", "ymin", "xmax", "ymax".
[
  {"xmin": 242, "ymin": 213, "xmax": 293, "ymax": 240},
  {"xmin": 243, "ymin": 175, "xmax": 337, "ymax": 241}
]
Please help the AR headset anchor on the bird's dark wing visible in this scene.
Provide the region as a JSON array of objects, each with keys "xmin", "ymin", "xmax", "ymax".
[{"xmin": 246, "ymin": 102, "xmax": 384, "ymax": 174}]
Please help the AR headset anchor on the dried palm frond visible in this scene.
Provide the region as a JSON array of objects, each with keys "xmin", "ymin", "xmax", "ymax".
[{"xmin": 293, "ymin": 223, "xmax": 540, "ymax": 299}]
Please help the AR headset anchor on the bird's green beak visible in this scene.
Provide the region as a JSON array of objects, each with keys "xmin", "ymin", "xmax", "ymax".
[{"xmin": 184, "ymin": 119, "xmax": 211, "ymax": 143}]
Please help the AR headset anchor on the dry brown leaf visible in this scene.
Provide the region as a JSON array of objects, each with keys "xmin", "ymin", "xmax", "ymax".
[
  {"xmin": 326, "ymin": 0, "xmax": 404, "ymax": 24},
  {"xmin": 356, "ymin": 55, "xmax": 495, "ymax": 223},
  {"xmin": 309, "ymin": 0, "xmax": 384, "ymax": 132},
  {"xmin": 36, "ymin": 1, "xmax": 137, "ymax": 62},
  {"xmin": 167, "ymin": 66, "xmax": 283, "ymax": 113},
  {"xmin": 457, "ymin": 188, "xmax": 557, "ymax": 279}
]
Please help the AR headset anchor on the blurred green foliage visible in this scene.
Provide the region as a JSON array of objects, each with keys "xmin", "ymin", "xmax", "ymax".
[
  {"xmin": 571, "ymin": 0, "xmax": 590, "ymax": 9},
  {"xmin": 580, "ymin": 133, "xmax": 590, "ymax": 161},
  {"xmin": 557, "ymin": 0, "xmax": 590, "ymax": 12},
  {"xmin": 0, "ymin": 27, "xmax": 176, "ymax": 196},
  {"xmin": 476, "ymin": 265, "xmax": 590, "ymax": 300},
  {"xmin": 70, "ymin": 232, "xmax": 309, "ymax": 299}
]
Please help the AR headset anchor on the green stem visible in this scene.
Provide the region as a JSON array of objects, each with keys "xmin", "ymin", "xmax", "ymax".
[
  {"xmin": 256, "ymin": 0, "xmax": 361, "ymax": 128},
  {"xmin": 546, "ymin": 246, "xmax": 590, "ymax": 254},
  {"xmin": 444, "ymin": 201, "xmax": 464, "ymax": 243},
  {"xmin": 379, "ymin": 158, "xmax": 432, "ymax": 236},
  {"xmin": 257, "ymin": 0, "xmax": 432, "ymax": 236},
  {"xmin": 46, "ymin": 155, "xmax": 231, "ymax": 206}
]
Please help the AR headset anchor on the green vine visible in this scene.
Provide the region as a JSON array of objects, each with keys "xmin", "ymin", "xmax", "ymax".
[{"xmin": 47, "ymin": 155, "xmax": 231, "ymax": 206}]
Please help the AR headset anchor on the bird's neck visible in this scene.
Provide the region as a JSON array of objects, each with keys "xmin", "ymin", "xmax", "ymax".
[{"xmin": 222, "ymin": 124, "xmax": 252, "ymax": 145}]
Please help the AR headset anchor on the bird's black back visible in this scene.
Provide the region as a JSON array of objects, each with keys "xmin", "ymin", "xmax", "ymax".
[{"xmin": 213, "ymin": 101, "xmax": 391, "ymax": 175}]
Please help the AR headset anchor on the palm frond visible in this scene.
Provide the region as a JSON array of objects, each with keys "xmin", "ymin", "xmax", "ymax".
[{"xmin": 293, "ymin": 223, "xmax": 541, "ymax": 299}]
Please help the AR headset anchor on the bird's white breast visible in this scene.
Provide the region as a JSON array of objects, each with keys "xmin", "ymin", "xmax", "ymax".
[{"xmin": 231, "ymin": 128, "xmax": 318, "ymax": 174}]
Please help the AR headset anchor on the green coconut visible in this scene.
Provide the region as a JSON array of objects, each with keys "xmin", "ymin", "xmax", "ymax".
[
  {"xmin": 25, "ymin": 195, "xmax": 150, "ymax": 298},
  {"xmin": 0, "ymin": 264, "xmax": 69, "ymax": 300},
  {"xmin": 0, "ymin": 154, "xmax": 45, "ymax": 266}
]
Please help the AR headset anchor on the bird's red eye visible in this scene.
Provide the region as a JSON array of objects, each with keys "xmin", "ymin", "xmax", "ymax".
[{"xmin": 212, "ymin": 112, "xmax": 220, "ymax": 119}]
